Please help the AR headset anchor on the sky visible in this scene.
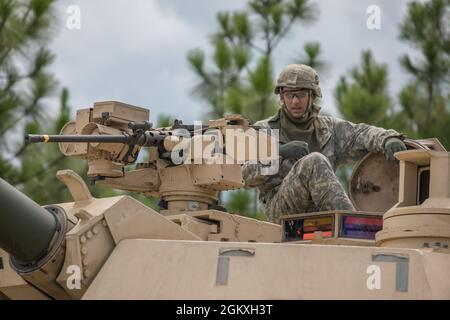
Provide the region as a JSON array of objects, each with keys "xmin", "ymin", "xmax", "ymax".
[{"xmin": 48, "ymin": 0, "xmax": 414, "ymax": 125}]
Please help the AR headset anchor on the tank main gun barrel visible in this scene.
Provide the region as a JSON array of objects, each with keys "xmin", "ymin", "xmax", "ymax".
[{"xmin": 0, "ymin": 178, "xmax": 58, "ymax": 264}]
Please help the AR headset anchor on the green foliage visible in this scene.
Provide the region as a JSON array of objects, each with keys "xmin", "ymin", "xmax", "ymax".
[
  {"xmin": 187, "ymin": 0, "xmax": 318, "ymax": 122},
  {"xmin": 335, "ymin": 0, "xmax": 450, "ymax": 191},
  {"xmin": 213, "ymin": 38, "xmax": 232, "ymax": 71},
  {"xmin": 156, "ymin": 113, "xmax": 175, "ymax": 128},
  {"xmin": 11, "ymin": 89, "xmax": 87, "ymax": 205},
  {"xmin": 226, "ymin": 189, "xmax": 267, "ymax": 221},
  {"xmin": 336, "ymin": 0, "xmax": 449, "ymax": 141},
  {"xmin": 0, "ymin": 1, "xmax": 88, "ymax": 205},
  {"xmin": 296, "ymin": 42, "xmax": 327, "ymax": 72},
  {"xmin": 249, "ymin": 55, "xmax": 273, "ymax": 96},
  {"xmin": 335, "ymin": 50, "xmax": 391, "ymax": 127},
  {"xmin": 0, "ymin": 1, "xmax": 67, "ymax": 200},
  {"xmin": 187, "ymin": 41, "xmax": 239, "ymax": 119},
  {"xmin": 54, "ymin": 87, "xmax": 70, "ymax": 132},
  {"xmin": 0, "ymin": 1, "xmax": 58, "ymax": 136},
  {"xmin": 335, "ymin": 163, "xmax": 354, "ymax": 195},
  {"xmin": 226, "ymin": 189, "xmax": 252, "ymax": 214},
  {"xmin": 246, "ymin": 55, "xmax": 277, "ymax": 120},
  {"xmin": 397, "ymin": 0, "xmax": 450, "ymax": 148},
  {"xmin": 334, "ymin": 50, "xmax": 392, "ymax": 191}
]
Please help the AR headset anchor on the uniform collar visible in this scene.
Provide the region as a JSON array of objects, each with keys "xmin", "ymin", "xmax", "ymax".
[{"xmin": 267, "ymin": 107, "xmax": 331, "ymax": 149}]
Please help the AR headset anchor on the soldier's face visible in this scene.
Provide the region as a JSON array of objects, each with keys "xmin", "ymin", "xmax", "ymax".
[{"xmin": 282, "ymin": 89, "xmax": 311, "ymax": 118}]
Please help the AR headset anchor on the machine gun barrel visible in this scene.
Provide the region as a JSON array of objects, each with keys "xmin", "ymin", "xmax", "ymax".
[
  {"xmin": 0, "ymin": 178, "xmax": 59, "ymax": 264},
  {"xmin": 26, "ymin": 134, "xmax": 130, "ymax": 144},
  {"xmin": 26, "ymin": 131, "xmax": 170, "ymax": 148}
]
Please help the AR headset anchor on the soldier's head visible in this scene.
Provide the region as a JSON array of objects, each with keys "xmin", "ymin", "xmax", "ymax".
[{"xmin": 275, "ymin": 64, "xmax": 322, "ymax": 119}]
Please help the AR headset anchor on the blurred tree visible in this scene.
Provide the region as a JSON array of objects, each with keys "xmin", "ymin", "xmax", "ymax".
[
  {"xmin": 335, "ymin": 50, "xmax": 392, "ymax": 127},
  {"xmin": 18, "ymin": 88, "xmax": 86, "ymax": 204},
  {"xmin": 187, "ymin": 38, "xmax": 242, "ymax": 119},
  {"xmin": 334, "ymin": 0, "xmax": 450, "ymax": 193},
  {"xmin": 296, "ymin": 42, "xmax": 327, "ymax": 72},
  {"xmin": 0, "ymin": 0, "xmax": 57, "ymax": 142},
  {"xmin": 226, "ymin": 189, "xmax": 267, "ymax": 220},
  {"xmin": 187, "ymin": 0, "xmax": 319, "ymax": 122},
  {"xmin": 156, "ymin": 113, "xmax": 175, "ymax": 128},
  {"xmin": 334, "ymin": 50, "xmax": 393, "ymax": 193},
  {"xmin": 397, "ymin": 0, "xmax": 450, "ymax": 148},
  {"xmin": 0, "ymin": 0, "xmax": 85, "ymax": 203}
]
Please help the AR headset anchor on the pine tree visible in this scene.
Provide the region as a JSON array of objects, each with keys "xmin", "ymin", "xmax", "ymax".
[
  {"xmin": 0, "ymin": 0, "xmax": 58, "ymax": 145},
  {"xmin": 334, "ymin": 0, "xmax": 450, "ymax": 193},
  {"xmin": 187, "ymin": 0, "xmax": 318, "ymax": 122},
  {"xmin": 18, "ymin": 88, "xmax": 86, "ymax": 204},
  {"xmin": 0, "ymin": 0, "xmax": 83, "ymax": 204},
  {"xmin": 296, "ymin": 42, "xmax": 326, "ymax": 72},
  {"xmin": 335, "ymin": 50, "xmax": 392, "ymax": 127},
  {"xmin": 334, "ymin": 50, "xmax": 393, "ymax": 193},
  {"xmin": 397, "ymin": 0, "xmax": 450, "ymax": 148}
]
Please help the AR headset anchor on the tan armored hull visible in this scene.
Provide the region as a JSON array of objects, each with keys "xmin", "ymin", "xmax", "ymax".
[{"xmin": 1, "ymin": 101, "xmax": 449, "ymax": 300}]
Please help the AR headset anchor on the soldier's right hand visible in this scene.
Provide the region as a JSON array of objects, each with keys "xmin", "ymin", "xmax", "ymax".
[{"xmin": 279, "ymin": 141, "xmax": 309, "ymax": 160}]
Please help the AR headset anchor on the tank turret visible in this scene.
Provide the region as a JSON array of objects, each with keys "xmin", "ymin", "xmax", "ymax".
[{"xmin": 1, "ymin": 100, "xmax": 449, "ymax": 300}]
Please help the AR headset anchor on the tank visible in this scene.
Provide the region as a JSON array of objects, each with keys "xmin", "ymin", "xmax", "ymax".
[{"xmin": 0, "ymin": 100, "xmax": 449, "ymax": 300}]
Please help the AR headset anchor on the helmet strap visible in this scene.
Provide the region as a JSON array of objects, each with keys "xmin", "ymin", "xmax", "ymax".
[
  {"xmin": 307, "ymin": 89, "xmax": 313, "ymax": 110},
  {"xmin": 301, "ymin": 89, "xmax": 313, "ymax": 117}
]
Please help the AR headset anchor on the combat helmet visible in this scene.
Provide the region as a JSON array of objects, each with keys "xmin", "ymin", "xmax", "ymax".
[{"xmin": 274, "ymin": 64, "xmax": 322, "ymax": 97}]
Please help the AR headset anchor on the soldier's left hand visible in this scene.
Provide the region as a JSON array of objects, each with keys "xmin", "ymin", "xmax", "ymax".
[
  {"xmin": 384, "ymin": 138, "xmax": 407, "ymax": 161},
  {"xmin": 279, "ymin": 140, "xmax": 309, "ymax": 160}
]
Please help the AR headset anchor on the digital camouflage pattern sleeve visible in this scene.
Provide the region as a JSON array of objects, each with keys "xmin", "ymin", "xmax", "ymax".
[{"xmin": 329, "ymin": 117, "xmax": 403, "ymax": 166}]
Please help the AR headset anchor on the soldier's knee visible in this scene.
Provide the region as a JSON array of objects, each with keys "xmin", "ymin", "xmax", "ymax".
[
  {"xmin": 293, "ymin": 152, "xmax": 333, "ymax": 180},
  {"xmin": 299, "ymin": 152, "xmax": 331, "ymax": 167}
]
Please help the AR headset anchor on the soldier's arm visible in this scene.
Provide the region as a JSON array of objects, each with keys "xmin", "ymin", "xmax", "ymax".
[
  {"xmin": 241, "ymin": 161, "xmax": 277, "ymax": 188},
  {"xmin": 333, "ymin": 118, "xmax": 403, "ymax": 164},
  {"xmin": 241, "ymin": 119, "xmax": 282, "ymax": 187}
]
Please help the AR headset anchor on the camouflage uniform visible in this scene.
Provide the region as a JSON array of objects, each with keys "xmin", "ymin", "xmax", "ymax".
[{"xmin": 242, "ymin": 109, "xmax": 402, "ymax": 224}]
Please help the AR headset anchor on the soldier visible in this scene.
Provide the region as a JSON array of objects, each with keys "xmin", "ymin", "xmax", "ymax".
[{"xmin": 242, "ymin": 64, "xmax": 406, "ymax": 224}]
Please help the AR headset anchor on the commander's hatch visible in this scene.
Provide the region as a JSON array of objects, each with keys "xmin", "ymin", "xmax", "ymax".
[{"xmin": 349, "ymin": 138, "xmax": 446, "ymax": 212}]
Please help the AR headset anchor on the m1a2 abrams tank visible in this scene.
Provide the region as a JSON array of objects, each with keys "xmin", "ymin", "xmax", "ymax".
[{"xmin": 0, "ymin": 101, "xmax": 449, "ymax": 300}]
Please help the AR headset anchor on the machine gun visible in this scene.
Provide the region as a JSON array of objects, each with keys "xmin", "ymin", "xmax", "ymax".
[{"xmin": 24, "ymin": 101, "xmax": 278, "ymax": 214}]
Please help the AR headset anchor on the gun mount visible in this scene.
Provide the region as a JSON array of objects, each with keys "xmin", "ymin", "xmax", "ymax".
[{"xmin": 25, "ymin": 101, "xmax": 277, "ymax": 215}]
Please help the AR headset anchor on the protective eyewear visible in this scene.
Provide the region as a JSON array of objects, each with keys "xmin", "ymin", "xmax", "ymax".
[{"xmin": 283, "ymin": 91, "xmax": 309, "ymax": 100}]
